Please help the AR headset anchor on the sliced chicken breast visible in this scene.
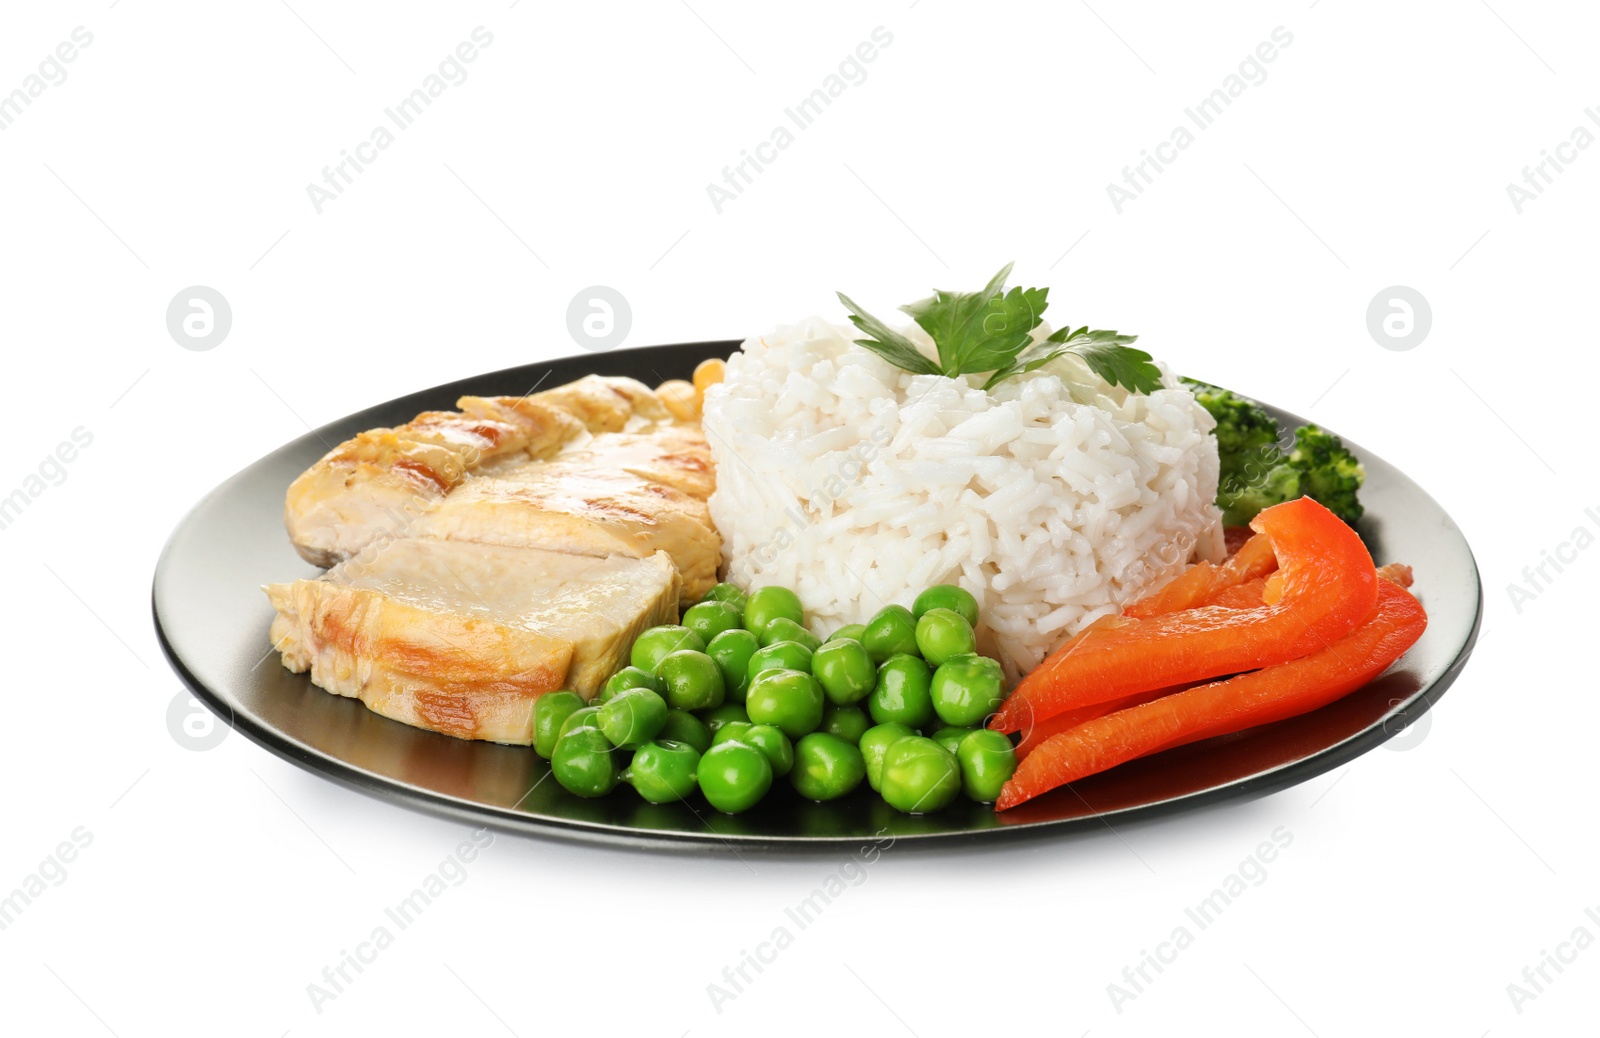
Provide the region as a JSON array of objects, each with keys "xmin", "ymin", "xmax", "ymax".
[
  {"xmin": 539, "ymin": 424, "xmax": 715, "ymax": 502},
  {"xmin": 266, "ymin": 540, "xmax": 680, "ymax": 743},
  {"xmin": 283, "ymin": 377, "xmax": 713, "ymax": 578},
  {"xmin": 412, "ymin": 462, "xmax": 720, "ymax": 604},
  {"xmin": 282, "ymin": 375, "xmax": 720, "ymax": 603},
  {"xmin": 532, "ymin": 374, "xmax": 672, "ymax": 432},
  {"xmin": 284, "ymin": 395, "xmax": 584, "ymax": 567}
]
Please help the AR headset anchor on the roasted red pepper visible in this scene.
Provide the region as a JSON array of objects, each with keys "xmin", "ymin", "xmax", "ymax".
[
  {"xmin": 991, "ymin": 497, "xmax": 1378, "ymax": 734},
  {"xmin": 1122, "ymin": 532, "xmax": 1278, "ymax": 619},
  {"xmin": 997, "ymin": 579, "xmax": 1427, "ymax": 809}
]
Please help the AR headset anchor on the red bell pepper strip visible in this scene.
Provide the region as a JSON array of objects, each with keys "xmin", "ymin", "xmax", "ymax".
[
  {"xmin": 1202, "ymin": 577, "xmax": 1270, "ymax": 610},
  {"xmin": 1376, "ymin": 562, "xmax": 1414, "ymax": 589},
  {"xmin": 996, "ymin": 579, "xmax": 1428, "ymax": 809},
  {"xmin": 1122, "ymin": 533, "xmax": 1278, "ymax": 619},
  {"xmin": 1197, "ymin": 563, "xmax": 1408, "ymax": 612},
  {"xmin": 1019, "ymin": 565, "xmax": 1418, "ymax": 757},
  {"xmin": 991, "ymin": 497, "xmax": 1377, "ymax": 734},
  {"xmin": 1120, "ymin": 564, "xmax": 1218, "ymax": 620},
  {"xmin": 1014, "ymin": 684, "xmax": 1190, "ymax": 760}
]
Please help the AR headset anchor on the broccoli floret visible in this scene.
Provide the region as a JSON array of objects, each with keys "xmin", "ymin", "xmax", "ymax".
[
  {"xmin": 1285, "ymin": 424, "xmax": 1365, "ymax": 524},
  {"xmin": 1184, "ymin": 379, "xmax": 1367, "ymax": 526},
  {"xmin": 1182, "ymin": 378, "xmax": 1281, "ymax": 488},
  {"xmin": 1214, "ymin": 424, "xmax": 1366, "ymax": 526},
  {"xmin": 1217, "ymin": 463, "xmax": 1300, "ymax": 527}
]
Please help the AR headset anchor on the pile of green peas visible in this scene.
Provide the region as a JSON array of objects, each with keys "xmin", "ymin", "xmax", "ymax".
[{"xmin": 533, "ymin": 582, "xmax": 1018, "ymax": 815}]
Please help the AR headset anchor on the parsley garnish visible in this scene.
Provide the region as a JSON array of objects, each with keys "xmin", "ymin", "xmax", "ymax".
[{"xmin": 836, "ymin": 263, "xmax": 1162, "ymax": 393}]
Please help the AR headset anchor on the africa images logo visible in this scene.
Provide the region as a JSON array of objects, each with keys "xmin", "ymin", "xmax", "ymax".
[{"xmin": 304, "ymin": 27, "xmax": 495, "ymax": 214}]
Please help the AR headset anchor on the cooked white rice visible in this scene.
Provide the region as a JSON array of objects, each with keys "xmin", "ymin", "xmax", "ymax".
[{"xmin": 701, "ymin": 317, "xmax": 1224, "ymax": 680}]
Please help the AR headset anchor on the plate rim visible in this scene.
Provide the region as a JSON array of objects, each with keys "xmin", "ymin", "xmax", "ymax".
[{"xmin": 151, "ymin": 339, "xmax": 1483, "ymax": 852}]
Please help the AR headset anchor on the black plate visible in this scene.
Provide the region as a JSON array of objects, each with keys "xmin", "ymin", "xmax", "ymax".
[{"xmin": 152, "ymin": 341, "xmax": 1481, "ymax": 850}]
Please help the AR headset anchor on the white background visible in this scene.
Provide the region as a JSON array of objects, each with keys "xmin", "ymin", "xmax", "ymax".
[{"xmin": 1, "ymin": 1, "xmax": 1594, "ymax": 1034}]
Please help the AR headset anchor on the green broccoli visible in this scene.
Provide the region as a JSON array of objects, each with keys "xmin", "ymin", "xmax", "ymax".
[
  {"xmin": 1215, "ymin": 424, "xmax": 1366, "ymax": 527},
  {"xmin": 1183, "ymin": 379, "xmax": 1366, "ymax": 526},
  {"xmin": 1216, "ymin": 463, "xmax": 1301, "ymax": 527},
  {"xmin": 1182, "ymin": 378, "xmax": 1280, "ymax": 488},
  {"xmin": 1284, "ymin": 424, "xmax": 1365, "ymax": 524}
]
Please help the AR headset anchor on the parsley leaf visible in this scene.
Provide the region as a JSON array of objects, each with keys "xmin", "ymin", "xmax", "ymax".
[
  {"xmin": 899, "ymin": 263, "xmax": 1050, "ymax": 376},
  {"xmin": 1069, "ymin": 334, "xmax": 1162, "ymax": 393},
  {"xmin": 837, "ymin": 264, "xmax": 1160, "ymax": 394},
  {"xmin": 983, "ymin": 326, "xmax": 1161, "ymax": 392},
  {"xmin": 836, "ymin": 291, "xmax": 941, "ymax": 376}
]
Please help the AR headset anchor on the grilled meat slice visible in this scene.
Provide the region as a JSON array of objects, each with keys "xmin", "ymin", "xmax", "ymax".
[
  {"xmin": 266, "ymin": 540, "xmax": 680, "ymax": 743},
  {"xmin": 269, "ymin": 372, "xmax": 723, "ymax": 742},
  {"xmin": 284, "ymin": 395, "xmax": 584, "ymax": 567},
  {"xmin": 282, "ymin": 375, "xmax": 720, "ymax": 602},
  {"xmin": 548, "ymin": 425, "xmax": 715, "ymax": 501},
  {"xmin": 532, "ymin": 373, "xmax": 672, "ymax": 432},
  {"xmin": 283, "ymin": 376, "xmax": 712, "ymax": 572},
  {"xmin": 412, "ymin": 461, "xmax": 720, "ymax": 604}
]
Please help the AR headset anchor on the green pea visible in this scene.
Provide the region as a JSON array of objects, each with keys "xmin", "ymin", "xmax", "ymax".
[
  {"xmin": 957, "ymin": 730, "xmax": 1017, "ymax": 803},
  {"xmin": 859, "ymin": 722, "xmax": 916, "ymax": 791},
  {"xmin": 879, "ymin": 736, "xmax": 961, "ymax": 814},
  {"xmin": 713, "ymin": 720, "xmax": 793, "ymax": 774},
  {"xmin": 738, "ymin": 723, "xmax": 794, "ymax": 778},
  {"xmin": 913, "ymin": 584, "xmax": 980, "ymax": 627},
  {"xmin": 811, "ymin": 637, "xmax": 876, "ymax": 706},
  {"xmin": 707, "ymin": 628, "xmax": 760, "ymax": 704},
  {"xmin": 701, "ymin": 702, "xmax": 750, "ymax": 733},
  {"xmin": 631, "ymin": 625, "xmax": 706, "ymax": 673},
  {"xmin": 682, "ymin": 600, "xmax": 744, "ymax": 644},
  {"xmin": 820, "ymin": 704, "xmax": 871, "ymax": 745},
  {"xmin": 827, "ymin": 623, "xmax": 867, "ymax": 644},
  {"xmin": 558, "ymin": 705, "xmax": 602, "ymax": 741},
  {"xmin": 626, "ymin": 740, "xmax": 702, "ymax": 804},
  {"xmin": 657, "ymin": 709, "xmax": 712, "ymax": 754},
  {"xmin": 711, "ymin": 720, "xmax": 754, "ymax": 746},
  {"xmin": 743, "ymin": 585, "xmax": 804, "ymax": 637},
  {"xmin": 598, "ymin": 687, "xmax": 667, "ymax": 749},
  {"xmin": 761, "ymin": 616, "xmax": 822, "ymax": 653},
  {"xmin": 747, "ymin": 640, "xmax": 814, "ymax": 683},
  {"xmin": 791, "ymin": 733, "xmax": 866, "ymax": 801},
  {"xmin": 551, "ymin": 727, "xmax": 620, "ymax": 797},
  {"xmin": 930, "ymin": 725, "xmax": 976, "ymax": 757},
  {"xmin": 657, "ymin": 649, "xmax": 725, "ymax": 711},
  {"xmin": 868, "ymin": 654, "xmax": 934, "ymax": 728},
  {"xmin": 598, "ymin": 666, "xmax": 663, "ymax": 703},
  {"xmin": 699, "ymin": 582, "xmax": 749, "ymax": 614},
  {"xmin": 931, "ymin": 654, "xmax": 1006, "ymax": 728},
  {"xmin": 744, "ymin": 669, "xmax": 825, "ymax": 739},
  {"xmin": 533, "ymin": 690, "xmax": 584, "ymax": 759},
  {"xmin": 698, "ymin": 741, "xmax": 773, "ymax": 814},
  {"xmin": 915, "ymin": 608, "xmax": 977, "ymax": 668},
  {"xmin": 862, "ymin": 604, "xmax": 919, "ymax": 663}
]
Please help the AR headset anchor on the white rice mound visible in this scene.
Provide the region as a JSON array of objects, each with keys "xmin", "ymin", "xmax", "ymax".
[{"xmin": 701, "ymin": 317, "xmax": 1225, "ymax": 681}]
